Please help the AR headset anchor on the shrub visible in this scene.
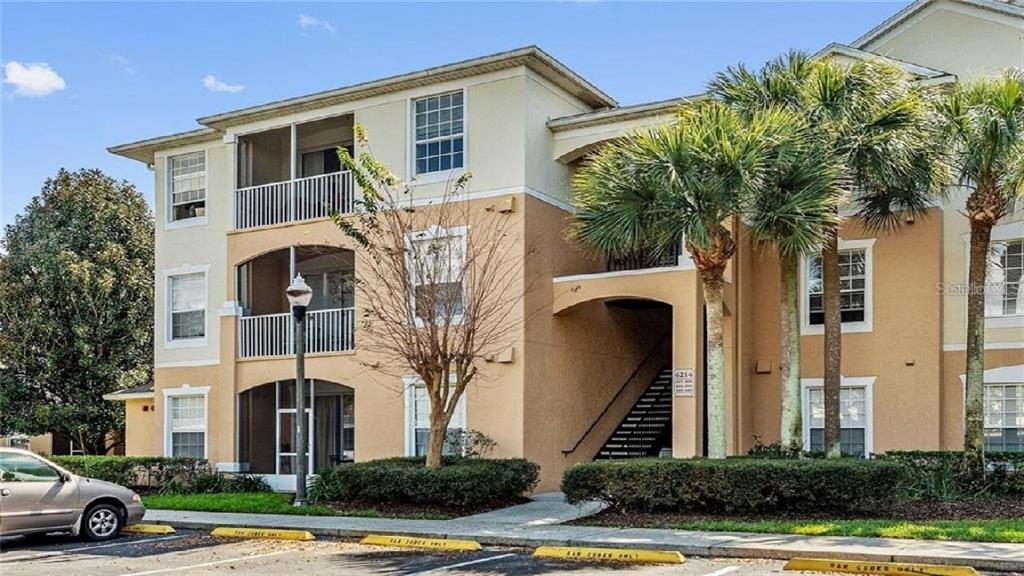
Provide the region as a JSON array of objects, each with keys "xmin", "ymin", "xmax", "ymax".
[
  {"xmin": 225, "ymin": 474, "xmax": 273, "ymax": 493},
  {"xmin": 158, "ymin": 472, "xmax": 272, "ymax": 495},
  {"xmin": 53, "ymin": 456, "xmax": 209, "ymax": 489},
  {"xmin": 309, "ymin": 457, "xmax": 539, "ymax": 508},
  {"xmin": 562, "ymin": 458, "xmax": 907, "ymax": 514},
  {"xmin": 877, "ymin": 451, "xmax": 1024, "ymax": 499}
]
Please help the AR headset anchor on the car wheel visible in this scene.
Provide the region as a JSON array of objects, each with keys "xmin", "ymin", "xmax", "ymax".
[{"xmin": 82, "ymin": 503, "xmax": 122, "ymax": 541}]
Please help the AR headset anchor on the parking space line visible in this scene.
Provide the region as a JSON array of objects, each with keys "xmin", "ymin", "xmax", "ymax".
[
  {"xmin": 410, "ymin": 552, "xmax": 518, "ymax": 575},
  {"xmin": 1, "ymin": 535, "xmax": 185, "ymax": 562},
  {"xmin": 118, "ymin": 549, "xmax": 293, "ymax": 575},
  {"xmin": 704, "ymin": 566, "xmax": 740, "ymax": 576}
]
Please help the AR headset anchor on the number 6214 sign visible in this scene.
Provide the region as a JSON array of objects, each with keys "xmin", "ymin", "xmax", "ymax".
[{"xmin": 673, "ymin": 368, "xmax": 695, "ymax": 397}]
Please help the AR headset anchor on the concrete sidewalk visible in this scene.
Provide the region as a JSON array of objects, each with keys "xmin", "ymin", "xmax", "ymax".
[{"xmin": 144, "ymin": 492, "xmax": 1024, "ymax": 571}]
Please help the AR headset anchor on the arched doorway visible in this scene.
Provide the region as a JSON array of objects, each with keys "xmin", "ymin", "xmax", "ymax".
[{"xmin": 238, "ymin": 379, "xmax": 354, "ymax": 491}]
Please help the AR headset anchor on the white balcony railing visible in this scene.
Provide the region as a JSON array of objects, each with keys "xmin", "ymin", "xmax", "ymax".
[
  {"xmin": 235, "ymin": 171, "xmax": 354, "ymax": 229},
  {"xmin": 238, "ymin": 307, "xmax": 355, "ymax": 359}
]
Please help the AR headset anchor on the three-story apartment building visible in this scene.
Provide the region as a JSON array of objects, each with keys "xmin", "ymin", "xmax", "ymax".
[{"xmin": 110, "ymin": 0, "xmax": 1024, "ymax": 489}]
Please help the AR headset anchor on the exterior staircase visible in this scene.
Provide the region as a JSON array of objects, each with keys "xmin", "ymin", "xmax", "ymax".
[{"xmin": 595, "ymin": 367, "xmax": 673, "ymax": 459}]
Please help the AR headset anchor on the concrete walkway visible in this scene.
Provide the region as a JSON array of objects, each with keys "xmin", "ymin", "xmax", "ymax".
[{"xmin": 144, "ymin": 492, "xmax": 1024, "ymax": 571}]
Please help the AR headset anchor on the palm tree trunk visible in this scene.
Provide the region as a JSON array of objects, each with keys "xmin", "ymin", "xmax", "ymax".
[
  {"xmin": 964, "ymin": 216, "xmax": 993, "ymax": 467},
  {"xmin": 703, "ymin": 271, "xmax": 727, "ymax": 459},
  {"xmin": 822, "ymin": 227, "xmax": 842, "ymax": 458},
  {"xmin": 779, "ymin": 252, "xmax": 802, "ymax": 450}
]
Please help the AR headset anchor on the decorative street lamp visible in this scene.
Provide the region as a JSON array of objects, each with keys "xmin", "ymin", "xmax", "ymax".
[{"xmin": 286, "ymin": 274, "xmax": 313, "ymax": 506}]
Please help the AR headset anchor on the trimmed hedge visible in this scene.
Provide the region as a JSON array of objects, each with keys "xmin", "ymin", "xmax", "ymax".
[
  {"xmin": 309, "ymin": 457, "xmax": 540, "ymax": 507},
  {"xmin": 562, "ymin": 458, "xmax": 907, "ymax": 514},
  {"xmin": 876, "ymin": 451, "xmax": 1024, "ymax": 498},
  {"xmin": 52, "ymin": 456, "xmax": 209, "ymax": 489}
]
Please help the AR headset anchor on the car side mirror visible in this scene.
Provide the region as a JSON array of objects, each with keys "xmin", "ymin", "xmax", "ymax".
[{"xmin": 59, "ymin": 472, "xmax": 72, "ymax": 483}]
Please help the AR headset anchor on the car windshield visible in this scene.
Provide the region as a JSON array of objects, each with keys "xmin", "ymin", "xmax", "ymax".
[{"xmin": 0, "ymin": 452, "xmax": 60, "ymax": 482}]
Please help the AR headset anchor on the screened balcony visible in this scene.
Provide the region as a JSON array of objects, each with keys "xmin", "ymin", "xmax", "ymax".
[{"xmin": 234, "ymin": 115, "xmax": 356, "ymax": 229}]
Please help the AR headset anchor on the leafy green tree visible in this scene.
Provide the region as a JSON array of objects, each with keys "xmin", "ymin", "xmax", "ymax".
[
  {"xmin": 939, "ymin": 70, "xmax": 1024, "ymax": 465},
  {"xmin": 572, "ymin": 100, "xmax": 784, "ymax": 458},
  {"xmin": 0, "ymin": 169, "xmax": 153, "ymax": 454},
  {"xmin": 709, "ymin": 52, "xmax": 844, "ymax": 450}
]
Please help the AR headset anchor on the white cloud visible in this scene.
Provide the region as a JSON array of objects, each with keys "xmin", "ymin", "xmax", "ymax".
[
  {"xmin": 297, "ymin": 13, "xmax": 336, "ymax": 34},
  {"xmin": 3, "ymin": 61, "xmax": 66, "ymax": 97},
  {"xmin": 202, "ymin": 74, "xmax": 244, "ymax": 93},
  {"xmin": 109, "ymin": 54, "xmax": 136, "ymax": 75}
]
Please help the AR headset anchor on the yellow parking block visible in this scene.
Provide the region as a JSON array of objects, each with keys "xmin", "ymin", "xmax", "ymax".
[
  {"xmin": 784, "ymin": 557, "xmax": 979, "ymax": 576},
  {"xmin": 533, "ymin": 546, "xmax": 685, "ymax": 564},
  {"xmin": 122, "ymin": 524, "xmax": 176, "ymax": 535},
  {"xmin": 360, "ymin": 534, "xmax": 482, "ymax": 551},
  {"xmin": 211, "ymin": 527, "xmax": 315, "ymax": 541}
]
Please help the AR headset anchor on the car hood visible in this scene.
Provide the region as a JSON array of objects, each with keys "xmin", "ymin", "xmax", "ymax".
[{"xmin": 78, "ymin": 477, "xmax": 137, "ymax": 500}]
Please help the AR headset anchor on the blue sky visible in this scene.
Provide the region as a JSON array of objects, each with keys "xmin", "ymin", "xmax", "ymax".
[{"xmin": 1, "ymin": 1, "xmax": 907, "ymax": 229}]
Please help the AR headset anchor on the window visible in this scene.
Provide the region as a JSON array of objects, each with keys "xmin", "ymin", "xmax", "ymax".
[
  {"xmin": 0, "ymin": 452, "xmax": 61, "ymax": 483},
  {"xmin": 984, "ymin": 383, "xmax": 1024, "ymax": 452},
  {"xmin": 168, "ymin": 151, "xmax": 206, "ymax": 222},
  {"xmin": 2, "ymin": 434, "xmax": 30, "ymax": 450},
  {"xmin": 413, "ymin": 91, "xmax": 464, "ymax": 175},
  {"xmin": 409, "ymin": 229, "xmax": 465, "ymax": 323},
  {"xmin": 807, "ymin": 249, "xmax": 867, "ymax": 325},
  {"xmin": 169, "ymin": 272, "xmax": 206, "ymax": 340},
  {"xmin": 168, "ymin": 395, "xmax": 206, "ymax": 458},
  {"xmin": 803, "ymin": 379, "xmax": 872, "ymax": 457},
  {"xmin": 406, "ymin": 381, "xmax": 466, "ymax": 457},
  {"xmin": 987, "ymin": 239, "xmax": 1023, "ymax": 317}
]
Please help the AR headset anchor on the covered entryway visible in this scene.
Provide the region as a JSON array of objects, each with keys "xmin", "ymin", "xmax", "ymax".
[{"xmin": 238, "ymin": 379, "xmax": 354, "ymax": 491}]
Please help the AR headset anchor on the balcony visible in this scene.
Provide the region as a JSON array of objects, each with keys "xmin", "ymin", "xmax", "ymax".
[
  {"xmin": 234, "ymin": 114, "xmax": 356, "ymax": 230},
  {"xmin": 236, "ymin": 245, "xmax": 355, "ymax": 359}
]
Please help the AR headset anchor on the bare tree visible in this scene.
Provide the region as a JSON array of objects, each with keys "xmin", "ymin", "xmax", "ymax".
[{"xmin": 333, "ymin": 126, "xmax": 523, "ymax": 468}]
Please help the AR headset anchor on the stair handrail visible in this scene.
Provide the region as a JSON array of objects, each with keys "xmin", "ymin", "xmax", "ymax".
[{"xmin": 561, "ymin": 330, "xmax": 672, "ymax": 456}]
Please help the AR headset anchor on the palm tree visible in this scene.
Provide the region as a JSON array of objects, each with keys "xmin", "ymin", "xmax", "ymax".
[
  {"xmin": 801, "ymin": 58, "xmax": 945, "ymax": 457},
  {"xmin": 714, "ymin": 55, "xmax": 946, "ymax": 456},
  {"xmin": 571, "ymin": 100, "xmax": 782, "ymax": 458},
  {"xmin": 709, "ymin": 53, "xmax": 844, "ymax": 451},
  {"xmin": 938, "ymin": 70, "xmax": 1024, "ymax": 466}
]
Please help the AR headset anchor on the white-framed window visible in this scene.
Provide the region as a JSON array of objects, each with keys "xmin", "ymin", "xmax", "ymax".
[
  {"xmin": 802, "ymin": 377, "xmax": 874, "ymax": 457},
  {"xmin": 168, "ymin": 151, "xmax": 207, "ymax": 223},
  {"xmin": 801, "ymin": 238, "xmax": 875, "ymax": 335},
  {"xmin": 168, "ymin": 271, "xmax": 206, "ymax": 342},
  {"xmin": 403, "ymin": 377, "xmax": 467, "ymax": 457},
  {"xmin": 987, "ymin": 238, "xmax": 1023, "ymax": 318},
  {"xmin": 163, "ymin": 386, "xmax": 209, "ymax": 458},
  {"xmin": 413, "ymin": 90, "xmax": 464, "ymax": 176},
  {"xmin": 407, "ymin": 226, "xmax": 466, "ymax": 324},
  {"xmin": 985, "ymin": 382, "xmax": 1024, "ymax": 452}
]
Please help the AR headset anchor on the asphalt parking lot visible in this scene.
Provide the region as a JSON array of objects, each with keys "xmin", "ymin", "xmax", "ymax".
[{"xmin": 0, "ymin": 529, "xmax": 796, "ymax": 575}]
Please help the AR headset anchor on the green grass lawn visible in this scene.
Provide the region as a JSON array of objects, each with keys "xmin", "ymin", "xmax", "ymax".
[
  {"xmin": 672, "ymin": 518, "xmax": 1024, "ymax": 543},
  {"xmin": 142, "ymin": 492, "xmax": 450, "ymax": 520}
]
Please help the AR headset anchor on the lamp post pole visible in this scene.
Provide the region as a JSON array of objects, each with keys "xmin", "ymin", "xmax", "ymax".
[{"xmin": 286, "ymin": 274, "xmax": 313, "ymax": 507}]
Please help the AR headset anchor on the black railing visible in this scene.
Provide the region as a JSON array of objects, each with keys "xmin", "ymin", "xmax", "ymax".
[
  {"xmin": 562, "ymin": 330, "xmax": 672, "ymax": 456},
  {"xmin": 606, "ymin": 243, "xmax": 684, "ymax": 272}
]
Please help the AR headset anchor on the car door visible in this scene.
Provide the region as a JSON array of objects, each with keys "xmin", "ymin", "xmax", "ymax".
[{"xmin": 0, "ymin": 452, "xmax": 80, "ymax": 535}]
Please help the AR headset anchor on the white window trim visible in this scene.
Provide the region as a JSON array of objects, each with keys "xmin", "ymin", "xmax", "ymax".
[
  {"xmin": 162, "ymin": 384, "xmax": 210, "ymax": 458},
  {"xmin": 405, "ymin": 225, "xmax": 469, "ymax": 327},
  {"xmin": 800, "ymin": 376, "xmax": 875, "ymax": 456},
  {"xmin": 977, "ymin": 220, "xmax": 1024, "ymax": 328},
  {"xmin": 959, "ymin": 365, "xmax": 1024, "ymax": 451},
  {"xmin": 165, "ymin": 150, "xmax": 209, "ymax": 228},
  {"xmin": 164, "ymin": 264, "xmax": 210, "ymax": 349},
  {"xmin": 800, "ymin": 238, "xmax": 876, "ymax": 336},
  {"xmin": 402, "ymin": 375, "xmax": 468, "ymax": 457},
  {"xmin": 408, "ymin": 89, "xmax": 468, "ymax": 185}
]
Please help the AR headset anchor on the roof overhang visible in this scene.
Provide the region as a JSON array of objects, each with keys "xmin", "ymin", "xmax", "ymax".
[
  {"xmin": 547, "ymin": 95, "xmax": 702, "ymax": 133},
  {"xmin": 103, "ymin": 388, "xmax": 155, "ymax": 402},
  {"xmin": 852, "ymin": 0, "xmax": 1024, "ymax": 50},
  {"xmin": 815, "ymin": 42, "xmax": 958, "ymax": 85},
  {"xmin": 108, "ymin": 128, "xmax": 221, "ymax": 164}
]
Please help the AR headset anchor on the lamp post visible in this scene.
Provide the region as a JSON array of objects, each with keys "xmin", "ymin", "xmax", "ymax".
[{"xmin": 286, "ymin": 274, "xmax": 313, "ymax": 506}]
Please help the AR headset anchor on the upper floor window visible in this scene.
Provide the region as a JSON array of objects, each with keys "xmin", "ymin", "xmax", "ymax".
[
  {"xmin": 807, "ymin": 248, "xmax": 867, "ymax": 325},
  {"xmin": 409, "ymin": 228, "xmax": 465, "ymax": 323},
  {"xmin": 168, "ymin": 151, "xmax": 206, "ymax": 222},
  {"xmin": 987, "ymin": 239, "xmax": 1023, "ymax": 317},
  {"xmin": 169, "ymin": 272, "xmax": 206, "ymax": 341},
  {"xmin": 413, "ymin": 91, "xmax": 464, "ymax": 176}
]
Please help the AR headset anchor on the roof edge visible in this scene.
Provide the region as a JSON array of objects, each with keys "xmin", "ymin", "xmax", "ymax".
[
  {"xmin": 852, "ymin": 0, "xmax": 1024, "ymax": 50},
  {"xmin": 108, "ymin": 127, "xmax": 221, "ymax": 163},
  {"xmin": 547, "ymin": 95, "xmax": 704, "ymax": 132}
]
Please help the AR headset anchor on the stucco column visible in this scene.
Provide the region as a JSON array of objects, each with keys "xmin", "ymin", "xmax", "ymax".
[{"xmin": 672, "ymin": 272, "xmax": 704, "ymax": 458}]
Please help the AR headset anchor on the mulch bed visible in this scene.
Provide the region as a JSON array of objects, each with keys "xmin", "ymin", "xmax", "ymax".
[
  {"xmin": 325, "ymin": 497, "xmax": 529, "ymax": 520},
  {"xmin": 576, "ymin": 498, "xmax": 1024, "ymax": 528}
]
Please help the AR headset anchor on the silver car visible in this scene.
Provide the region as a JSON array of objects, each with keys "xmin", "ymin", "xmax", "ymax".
[{"xmin": 0, "ymin": 448, "xmax": 146, "ymax": 540}]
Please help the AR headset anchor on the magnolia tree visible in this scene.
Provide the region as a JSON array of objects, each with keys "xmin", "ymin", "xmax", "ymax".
[{"xmin": 333, "ymin": 126, "xmax": 522, "ymax": 468}]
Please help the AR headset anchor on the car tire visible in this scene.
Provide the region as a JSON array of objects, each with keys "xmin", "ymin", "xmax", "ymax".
[{"xmin": 82, "ymin": 503, "xmax": 123, "ymax": 541}]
